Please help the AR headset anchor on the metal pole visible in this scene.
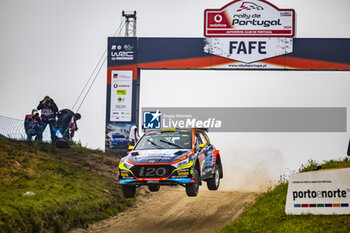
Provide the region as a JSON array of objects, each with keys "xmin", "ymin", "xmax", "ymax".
[{"xmin": 122, "ymin": 11, "xmax": 136, "ymax": 37}]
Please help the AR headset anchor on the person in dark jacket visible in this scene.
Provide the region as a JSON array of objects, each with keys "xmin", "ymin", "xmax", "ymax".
[
  {"xmin": 24, "ymin": 109, "xmax": 43, "ymax": 141},
  {"xmin": 55, "ymin": 109, "xmax": 81, "ymax": 140},
  {"xmin": 37, "ymin": 96, "xmax": 58, "ymax": 142}
]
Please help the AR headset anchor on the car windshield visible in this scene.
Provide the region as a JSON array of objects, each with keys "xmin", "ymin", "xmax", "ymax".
[
  {"xmin": 134, "ymin": 131, "xmax": 192, "ymax": 150},
  {"xmin": 112, "ymin": 134, "xmax": 125, "ymax": 139}
]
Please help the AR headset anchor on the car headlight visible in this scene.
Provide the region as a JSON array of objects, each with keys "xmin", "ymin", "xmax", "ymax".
[
  {"xmin": 119, "ymin": 160, "xmax": 134, "ymax": 170},
  {"xmin": 124, "ymin": 160, "xmax": 134, "ymax": 169},
  {"xmin": 171, "ymin": 157, "xmax": 190, "ymax": 168}
]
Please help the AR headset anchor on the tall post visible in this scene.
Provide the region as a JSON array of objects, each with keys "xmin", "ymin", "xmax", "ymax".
[{"xmin": 122, "ymin": 11, "xmax": 137, "ymax": 37}]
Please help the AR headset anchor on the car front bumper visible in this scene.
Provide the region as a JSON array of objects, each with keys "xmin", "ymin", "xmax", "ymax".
[{"xmin": 119, "ymin": 177, "xmax": 193, "ymax": 185}]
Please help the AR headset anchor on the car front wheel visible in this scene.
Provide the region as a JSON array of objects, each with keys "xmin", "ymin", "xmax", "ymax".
[
  {"xmin": 122, "ymin": 185, "xmax": 136, "ymax": 198},
  {"xmin": 186, "ymin": 169, "xmax": 199, "ymax": 197},
  {"xmin": 148, "ymin": 185, "xmax": 160, "ymax": 192}
]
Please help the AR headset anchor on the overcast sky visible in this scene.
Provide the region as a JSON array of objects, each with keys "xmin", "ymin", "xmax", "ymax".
[{"xmin": 1, "ymin": 0, "xmax": 350, "ymax": 188}]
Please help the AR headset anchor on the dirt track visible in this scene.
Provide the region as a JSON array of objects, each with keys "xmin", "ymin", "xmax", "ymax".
[{"xmin": 71, "ymin": 186, "xmax": 258, "ymax": 233}]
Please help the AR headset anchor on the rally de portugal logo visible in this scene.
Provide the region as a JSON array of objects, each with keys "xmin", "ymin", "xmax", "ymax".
[
  {"xmin": 204, "ymin": 0, "xmax": 295, "ymax": 37},
  {"xmin": 143, "ymin": 110, "xmax": 161, "ymax": 129}
]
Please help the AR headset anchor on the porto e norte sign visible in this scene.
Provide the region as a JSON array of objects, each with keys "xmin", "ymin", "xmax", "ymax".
[{"xmin": 286, "ymin": 167, "xmax": 350, "ymax": 215}]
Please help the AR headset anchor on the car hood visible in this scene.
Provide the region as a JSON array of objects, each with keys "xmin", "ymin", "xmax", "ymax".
[{"xmin": 126, "ymin": 149, "xmax": 192, "ymax": 164}]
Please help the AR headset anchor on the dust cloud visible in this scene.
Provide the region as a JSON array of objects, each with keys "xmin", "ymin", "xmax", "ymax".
[{"xmin": 219, "ymin": 148, "xmax": 285, "ymax": 191}]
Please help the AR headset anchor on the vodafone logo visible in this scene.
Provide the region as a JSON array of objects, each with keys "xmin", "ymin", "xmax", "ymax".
[
  {"xmin": 214, "ymin": 14, "xmax": 223, "ymax": 23},
  {"xmin": 207, "ymin": 12, "xmax": 229, "ymax": 28}
]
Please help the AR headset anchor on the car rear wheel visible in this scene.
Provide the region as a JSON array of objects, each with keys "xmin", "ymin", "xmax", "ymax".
[
  {"xmin": 122, "ymin": 185, "xmax": 136, "ymax": 198},
  {"xmin": 207, "ymin": 165, "xmax": 220, "ymax": 190},
  {"xmin": 186, "ymin": 169, "xmax": 199, "ymax": 197},
  {"xmin": 148, "ymin": 185, "xmax": 160, "ymax": 192}
]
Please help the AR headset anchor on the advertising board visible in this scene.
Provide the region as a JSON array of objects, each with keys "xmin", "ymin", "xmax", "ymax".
[
  {"xmin": 110, "ymin": 70, "xmax": 133, "ymax": 122},
  {"xmin": 204, "ymin": 37, "xmax": 293, "ymax": 67},
  {"xmin": 204, "ymin": 0, "xmax": 295, "ymax": 37},
  {"xmin": 286, "ymin": 167, "xmax": 350, "ymax": 215}
]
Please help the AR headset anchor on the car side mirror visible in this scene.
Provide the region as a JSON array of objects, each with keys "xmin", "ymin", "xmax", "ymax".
[{"xmin": 128, "ymin": 146, "xmax": 134, "ymax": 152}]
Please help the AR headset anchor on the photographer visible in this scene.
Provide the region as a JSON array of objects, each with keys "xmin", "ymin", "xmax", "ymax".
[
  {"xmin": 55, "ymin": 109, "xmax": 81, "ymax": 140},
  {"xmin": 37, "ymin": 96, "xmax": 58, "ymax": 142},
  {"xmin": 24, "ymin": 109, "xmax": 43, "ymax": 141}
]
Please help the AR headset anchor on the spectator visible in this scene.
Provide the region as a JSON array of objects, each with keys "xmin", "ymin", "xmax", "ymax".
[
  {"xmin": 37, "ymin": 96, "xmax": 58, "ymax": 142},
  {"xmin": 129, "ymin": 125, "xmax": 139, "ymax": 146},
  {"xmin": 55, "ymin": 109, "xmax": 81, "ymax": 140},
  {"xmin": 24, "ymin": 109, "xmax": 43, "ymax": 141}
]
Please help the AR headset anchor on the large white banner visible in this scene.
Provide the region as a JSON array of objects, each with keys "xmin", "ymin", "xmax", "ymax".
[
  {"xmin": 204, "ymin": 37, "xmax": 293, "ymax": 65},
  {"xmin": 110, "ymin": 70, "xmax": 133, "ymax": 122},
  {"xmin": 286, "ymin": 167, "xmax": 350, "ymax": 215}
]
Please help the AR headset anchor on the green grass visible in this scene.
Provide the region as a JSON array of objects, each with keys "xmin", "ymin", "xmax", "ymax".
[
  {"xmin": 220, "ymin": 157, "xmax": 350, "ymax": 233},
  {"xmin": 0, "ymin": 139, "xmax": 132, "ymax": 233}
]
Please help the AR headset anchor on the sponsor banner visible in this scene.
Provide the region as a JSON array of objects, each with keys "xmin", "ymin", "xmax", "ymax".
[
  {"xmin": 110, "ymin": 70, "xmax": 133, "ymax": 122},
  {"xmin": 142, "ymin": 107, "xmax": 346, "ymax": 132},
  {"xmin": 204, "ymin": 38, "xmax": 293, "ymax": 64},
  {"xmin": 108, "ymin": 37, "xmax": 137, "ymax": 66},
  {"xmin": 286, "ymin": 167, "xmax": 350, "ymax": 215},
  {"xmin": 108, "ymin": 37, "xmax": 350, "ymax": 70},
  {"xmin": 204, "ymin": 0, "xmax": 295, "ymax": 37}
]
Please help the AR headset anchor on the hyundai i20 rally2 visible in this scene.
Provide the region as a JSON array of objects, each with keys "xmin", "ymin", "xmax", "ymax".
[{"xmin": 118, "ymin": 128, "xmax": 223, "ymax": 197}]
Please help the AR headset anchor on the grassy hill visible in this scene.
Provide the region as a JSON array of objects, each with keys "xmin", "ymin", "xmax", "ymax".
[
  {"xmin": 0, "ymin": 138, "xmax": 132, "ymax": 233},
  {"xmin": 220, "ymin": 158, "xmax": 350, "ymax": 233}
]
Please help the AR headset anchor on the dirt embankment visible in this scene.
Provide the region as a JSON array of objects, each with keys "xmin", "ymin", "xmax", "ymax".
[
  {"xmin": 58, "ymin": 148, "xmax": 120, "ymax": 179},
  {"xmin": 71, "ymin": 186, "xmax": 259, "ymax": 233}
]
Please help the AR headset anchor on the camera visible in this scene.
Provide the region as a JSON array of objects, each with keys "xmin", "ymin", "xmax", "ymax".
[{"xmin": 44, "ymin": 99, "xmax": 52, "ymax": 105}]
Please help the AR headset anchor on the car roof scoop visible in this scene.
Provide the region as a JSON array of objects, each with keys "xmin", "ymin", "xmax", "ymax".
[
  {"xmin": 174, "ymin": 150, "xmax": 187, "ymax": 156},
  {"xmin": 131, "ymin": 151, "xmax": 139, "ymax": 156}
]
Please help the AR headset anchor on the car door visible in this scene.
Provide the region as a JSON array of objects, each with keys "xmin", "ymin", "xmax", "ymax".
[
  {"xmin": 194, "ymin": 132, "xmax": 206, "ymax": 176},
  {"xmin": 199, "ymin": 131, "xmax": 215, "ymax": 178}
]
